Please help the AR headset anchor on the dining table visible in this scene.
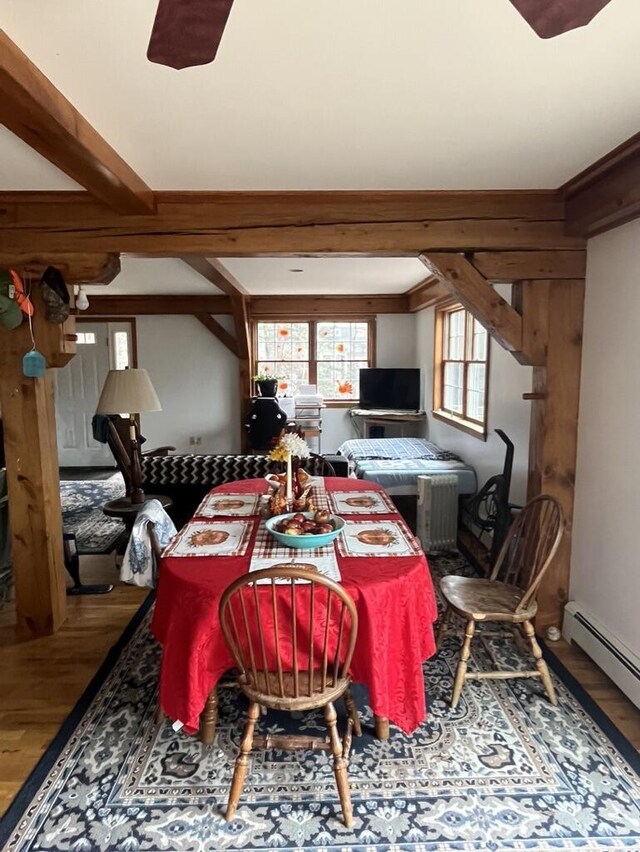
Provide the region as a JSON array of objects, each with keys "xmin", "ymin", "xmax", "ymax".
[{"xmin": 152, "ymin": 476, "xmax": 439, "ymax": 742}]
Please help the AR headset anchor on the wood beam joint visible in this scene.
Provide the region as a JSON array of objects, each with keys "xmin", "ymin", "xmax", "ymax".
[
  {"xmin": 562, "ymin": 130, "xmax": 640, "ymax": 237},
  {"xmin": 419, "ymin": 252, "xmax": 523, "ymax": 354}
]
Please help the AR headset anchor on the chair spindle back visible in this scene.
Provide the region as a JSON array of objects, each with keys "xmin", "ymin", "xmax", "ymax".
[
  {"xmin": 219, "ymin": 565, "xmax": 358, "ymax": 702},
  {"xmin": 489, "ymin": 495, "xmax": 564, "ymax": 611}
]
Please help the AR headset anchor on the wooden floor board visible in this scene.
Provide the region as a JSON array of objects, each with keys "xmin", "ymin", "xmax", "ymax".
[{"xmin": 0, "ymin": 557, "xmax": 638, "ymax": 818}]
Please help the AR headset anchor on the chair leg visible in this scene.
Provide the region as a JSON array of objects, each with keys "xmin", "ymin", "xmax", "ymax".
[
  {"xmin": 437, "ymin": 605, "xmax": 453, "ymax": 646},
  {"xmin": 343, "ymin": 687, "xmax": 362, "ymax": 737},
  {"xmin": 324, "ymin": 701, "xmax": 354, "ymax": 829},
  {"xmin": 522, "ymin": 620, "xmax": 557, "ymax": 706},
  {"xmin": 199, "ymin": 688, "xmax": 219, "ymax": 745},
  {"xmin": 451, "ymin": 619, "xmax": 475, "ymax": 709},
  {"xmin": 225, "ymin": 701, "xmax": 260, "ymax": 821}
]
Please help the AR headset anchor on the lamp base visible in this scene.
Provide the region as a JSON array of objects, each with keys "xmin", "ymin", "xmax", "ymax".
[{"xmin": 130, "ymin": 487, "xmax": 146, "ymax": 505}]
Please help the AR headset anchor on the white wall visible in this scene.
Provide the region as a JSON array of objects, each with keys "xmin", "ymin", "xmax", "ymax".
[
  {"xmin": 414, "ymin": 287, "xmax": 532, "ymax": 505},
  {"xmin": 322, "ymin": 314, "xmax": 418, "ymax": 451},
  {"xmin": 136, "ymin": 315, "xmax": 240, "ymax": 455},
  {"xmin": 570, "ymin": 218, "xmax": 640, "ymax": 659}
]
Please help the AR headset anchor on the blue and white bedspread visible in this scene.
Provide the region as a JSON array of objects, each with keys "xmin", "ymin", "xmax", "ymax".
[{"xmin": 337, "ymin": 437, "xmax": 460, "ymax": 463}]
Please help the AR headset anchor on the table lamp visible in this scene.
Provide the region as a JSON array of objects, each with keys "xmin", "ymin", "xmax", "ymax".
[{"xmin": 96, "ymin": 368, "xmax": 162, "ymax": 504}]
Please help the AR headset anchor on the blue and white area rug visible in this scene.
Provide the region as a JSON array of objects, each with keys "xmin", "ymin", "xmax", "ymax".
[
  {"xmin": 61, "ymin": 474, "xmax": 126, "ymax": 554},
  {"xmin": 1, "ymin": 555, "xmax": 639, "ymax": 851}
]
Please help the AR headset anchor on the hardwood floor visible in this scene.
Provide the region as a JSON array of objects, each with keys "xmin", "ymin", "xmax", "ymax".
[
  {"xmin": 0, "ymin": 557, "xmax": 638, "ymax": 819},
  {"xmin": 0, "ymin": 556, "xmax": 147, "ymax": 816}
]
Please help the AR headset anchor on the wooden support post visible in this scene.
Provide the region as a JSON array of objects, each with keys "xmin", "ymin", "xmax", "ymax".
[
  {"xmin": 524, "ymin": 279, "xmax": 585, "ymax": 632},
  {"xmin": 0, "ymin": 284, "xmax": 75, "ymax": 635}
]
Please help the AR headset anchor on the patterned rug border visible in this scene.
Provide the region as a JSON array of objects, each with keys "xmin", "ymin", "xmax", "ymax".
[
  {"xmin": 0, "ymin": 592, "xmax": 155, "ymax": 847},
  {"xmin": 541, "ymin": 637, "xmax": 640, "ymax": 773},
  {"xmin": 1, "ymin": 592, "xmax": 639, "ymax": 849}
]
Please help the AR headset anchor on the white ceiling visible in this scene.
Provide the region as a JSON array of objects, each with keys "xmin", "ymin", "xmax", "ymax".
[
  {"xmin": 2, "ymin": 0, "xmax": 640, "ymax": 191},
  {"xmin": 89, "ymin": 256, "xmax": 428, "ymax": 296},
  {"xmin": 222, "ymin": 258, "xmax": 428, "ymax": 295}
]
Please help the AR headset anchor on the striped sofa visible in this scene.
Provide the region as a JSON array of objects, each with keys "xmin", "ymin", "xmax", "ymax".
[{"xmin": 140, "ymin": 453, "xmax": 337, "ymax": 527}]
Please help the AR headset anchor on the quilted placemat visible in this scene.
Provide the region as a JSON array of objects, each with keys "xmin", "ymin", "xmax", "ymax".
[
  {"xmin": 164, "ymin": 520, "xmax": 254, "ymax": 557},
  {"xmin": 328, "ymin": 489, "xmax": 396, "ymax": 515},
  {"xmin": 194, "ymin": 493, "xmax": 260, "ymax": 517},
  {"xmin": 337, "ymin": 519, "xmax": 423, "ymax": 557}
]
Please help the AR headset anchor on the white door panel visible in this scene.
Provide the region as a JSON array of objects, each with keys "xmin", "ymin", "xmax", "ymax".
[{"xmin": 54, "ymin": 322, "xmax": 118, "ymax": 467}]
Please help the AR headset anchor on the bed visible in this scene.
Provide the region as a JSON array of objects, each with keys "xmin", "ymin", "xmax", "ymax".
[{"xmin": 336, "ymin": 437, "xmax": 477, "ymax": 496}]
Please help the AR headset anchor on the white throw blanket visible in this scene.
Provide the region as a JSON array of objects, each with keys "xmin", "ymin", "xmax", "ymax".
[{"xmin": 120, "ymin": 499, "xmax": 177, "ymax": 588}]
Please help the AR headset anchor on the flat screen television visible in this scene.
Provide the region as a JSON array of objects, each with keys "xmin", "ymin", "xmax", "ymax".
[{"xmin": 359, "ymin": 368, "xmax": 421, "ymax": 411}]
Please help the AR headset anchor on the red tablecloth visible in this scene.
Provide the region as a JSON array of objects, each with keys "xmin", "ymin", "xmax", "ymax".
[{"xmin": 152, "ymin": 477, "xmax": 438, "ymax": 734}]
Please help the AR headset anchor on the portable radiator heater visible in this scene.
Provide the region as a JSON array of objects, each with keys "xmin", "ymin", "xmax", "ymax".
[{"xmin": 416, "ymin": 474, "xmax": 459, "ymax": 552}]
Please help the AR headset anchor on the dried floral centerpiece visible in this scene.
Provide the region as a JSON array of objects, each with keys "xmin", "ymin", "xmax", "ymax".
[{"xmin": 267, "ymin": 429, "xmax": 314, "ymax": 515}]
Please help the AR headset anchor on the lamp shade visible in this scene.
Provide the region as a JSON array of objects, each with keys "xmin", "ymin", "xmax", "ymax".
[{"xmin": 96, "ymin": 368, "xmax": 162, "ymax": 415}]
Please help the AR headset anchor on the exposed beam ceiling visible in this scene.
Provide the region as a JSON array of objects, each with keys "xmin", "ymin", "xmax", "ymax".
[
  {"xmin": 3, "ymin": 2, "xmax": 640, "ymax": 191},
  {"xmin": 0, "ymin": 29, "xmax": 154, "ymax": 214}
]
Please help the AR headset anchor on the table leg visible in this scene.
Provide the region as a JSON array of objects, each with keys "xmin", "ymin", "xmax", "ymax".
[
  {"xmin": 199, "ymin": 687, "xmax": 218, "ymax": 745},
  {"xmin": 374, "ymin": 715, "xmax": 389, "ymax": 740}
]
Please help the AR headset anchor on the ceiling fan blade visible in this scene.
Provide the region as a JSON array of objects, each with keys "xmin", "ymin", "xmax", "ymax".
[
  {"xmin": 147, "ymin": 0, "xmax": 235, "ymax": 69},
  {"xmin": 508, "ymin": 0, "xmax": 615, "ymax": 38}
]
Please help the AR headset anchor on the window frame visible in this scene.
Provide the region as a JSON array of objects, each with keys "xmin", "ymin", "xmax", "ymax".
[
  {"xmin": 251, "ymin": 317, "xmax": 376, "ymax": 407},
  {"xmin": 432, "ymin": 303, "xmax": 489, "ymax": 440}
]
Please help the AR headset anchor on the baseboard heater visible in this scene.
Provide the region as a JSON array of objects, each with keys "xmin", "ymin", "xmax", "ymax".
[
  {"xmin": 563, "ymin": 603, "xmax": 640, "ymax": 710},
  {"xmin": 416, "ymin": 474, "xmax": 459, "ymax": 552}
]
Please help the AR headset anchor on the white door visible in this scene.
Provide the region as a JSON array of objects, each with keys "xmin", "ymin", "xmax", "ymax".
[{"xmin": 54, "ymin": 321, "xmax": 133, "ymax": 466}]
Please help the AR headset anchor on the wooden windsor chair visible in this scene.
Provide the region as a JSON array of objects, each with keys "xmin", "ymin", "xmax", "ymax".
[
  {"xmin": 219, "ymin": 564, "xmax": 361, "ymax": 827},
  {"xmin": 438, "ymin": 494, "xmax": 564, "ymax": 709}
]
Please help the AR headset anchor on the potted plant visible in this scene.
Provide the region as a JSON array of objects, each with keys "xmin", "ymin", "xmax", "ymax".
[{"xmin": 253, "ymin": 372, "xmax": 281, "ymax": 398}]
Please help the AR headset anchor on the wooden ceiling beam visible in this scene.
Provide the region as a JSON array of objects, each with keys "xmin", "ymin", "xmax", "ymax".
[
  {"xmin": 195, "ymin": 313, "xmax": 239, "ymax": 357},
  {"xmin": 0, "ymin": 30, "xmax": 154, "ymax": 215},
  {"xmin": 85, "ymin": 295, "xmax": 232, "ymax": 315},
  {"xmin": 250, "ymin": 294, "xmax": 409, "ymax": 316},
  {"xmin": 420, "ymin": 253, "xmax": 523, "ymax": 354},
  {"xmin": 407, "ymin": 277, "xmax": 451, "ymax": 312},
  {"xmin": 182, "ymin": 255, "xmax": 250, "ymax": 359},
  {"xmin": 181, "ymin": 255, "xmax": 248, "ymax": 297},
  {"xmin": 84, "ymin": 293, "xmax": 409, "ymax": 316},
  {"xmin": 0, "ymin": 190, "xmax": 583, "ymax": 255},
  {"xmin": 470, "ymin": 250, "xmax": 586, "ymax": 281},
  {"xmin": 0, "ymin": 252, "xmax": 120, "ymax": 284},
  {"xmin": 0, "ymin": 188, "xmax": 565, "ymax": 222},
  {"xmin": 562, "ymin": 131, "xmax": 640, "ymax": 238}
]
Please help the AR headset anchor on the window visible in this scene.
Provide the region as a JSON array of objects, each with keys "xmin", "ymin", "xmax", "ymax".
[
  {"xmin": 75, "ymin": 332, "xmax": 95, "ymax": 345},
  {"xmin": 433, "ymin": 305, "xmax": 488, "ymax": 437},
  {"xmin": 254, "ymin": 320, "xmax": 373, "ymax": 402}
]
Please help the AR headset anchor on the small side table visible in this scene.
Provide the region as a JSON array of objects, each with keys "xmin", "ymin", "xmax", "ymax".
[{"xmin": 103, "ymin": 494, "xmax": 173, "ymax": 533}]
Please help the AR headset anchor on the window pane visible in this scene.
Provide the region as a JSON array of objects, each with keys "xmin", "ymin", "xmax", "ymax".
[
  {"xmin": 256, "ymin": 361, "xmax": 309, "ymax": 396},
  {"xmin": 471, "ymin": 319, "xmax": 487, "ymax": 361},
  {"xmin": 256, "ymin": 322, "xmax": 309, "ymax": 362},
  {"xmin": 77, "ymin": 332, "xmax": 96, "ymax": 345},
  {"xmin": 317, "ymin": 321, "xmax": 368, "ymax": 361},
  {"xmin": 113, "ymin": 331, "xmax": 129, "ymax": 369},
  {"xmin": 443, "ymin": 362, "xmax": 463, "ymax": 414},
  {"xmin": 446, "ymin": 310, "xmax": 465, "ymax": 360},
  {"xmin": 467, "ymin": 363, "xmax": 486, "ymax": 421},
  {"xmin": 317, "ymin": 360, "xmax": 367, "ymax": 400}
]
